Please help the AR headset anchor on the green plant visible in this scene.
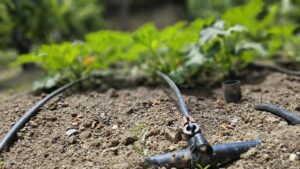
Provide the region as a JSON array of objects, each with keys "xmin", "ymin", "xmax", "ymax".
[
  {"xmin": 132, "ymin": 19, "xmax": 213, "ymax": 83},
  {"xmin": 130, "ymin": 122, "xmax": 148, "ymax": 155},
  {"xmin": 131, "ymin": 122, "xmax": 146, "ymax": 139},
  {"xmin": 14, "ymin": 0, "xmax": 300, "ymax": 89},
  {"xmin": 0, "ymin": 159, "xmax": 3, "ymax": 169},
  {"xmin": 197, "ymin": 164, "xmax": 210, "ymax": 169},
  {"xmin": 183, "ymin": 20, "xmax": 264, "ymax": 82},
  {"xmin": 222, "ymin": 0, "xmax": 300, "ymax": 60},
  {"xmin": 13, "ymin": 29, "xmax": 136, "ymax": 90}
]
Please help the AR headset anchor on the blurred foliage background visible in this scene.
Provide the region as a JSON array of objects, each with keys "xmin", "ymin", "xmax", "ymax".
[
  {"xmin": 0, "ymin": 0, "xmax": 102, "ymax": 53},
  {"xmin": 1, "ymin": 0, "xmax": 300, "ymax": 91}
]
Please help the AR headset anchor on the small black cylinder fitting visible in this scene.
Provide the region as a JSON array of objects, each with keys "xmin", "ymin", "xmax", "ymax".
[{"xmin": 222, "ymin": 80, "xmax": 242, "ymax": 103}]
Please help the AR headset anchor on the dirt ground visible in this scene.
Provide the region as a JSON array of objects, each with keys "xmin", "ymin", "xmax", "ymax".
[{"xmin": 0, "ymin": 71, "xmax": 300, "ymax": 169}]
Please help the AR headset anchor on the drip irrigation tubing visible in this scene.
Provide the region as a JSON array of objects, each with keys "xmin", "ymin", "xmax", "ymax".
[
  {"xmin": 0, "ymin": 76, "xmax": 91, "ymax": 154},
  {"xmin": 255, "ymin": 103, "xmax": 300, "ymax": 125},
  {"xmin": 268, "ymin": 65, "xmax": 300, "ymax": 77},
  {"xmin": 253, "ymin": 63, "xmax": 300, "ymax": 77},
  {"xmin": 155, "ymin": 71, "xmax": 189, "ymax": 117}
]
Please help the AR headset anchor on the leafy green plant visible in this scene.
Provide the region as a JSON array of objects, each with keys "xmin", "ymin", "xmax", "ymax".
[
  {"xmin": 133, "ymin": 20, "xmax": 263, "ymax": 84},
  {"xmin": 182, "ymin": 20, "xmax": 264, "ymax": 82},
  {"xmin": 132, "ymin": 19, "xmax": 213, "ymax": 83},
  {"xmin": 222, "ymin": 0, "xmax": 300, "ymax": 60},
  {"xmin": 14, "ymin": 0, "xmax": 300, "ymax": 90}
]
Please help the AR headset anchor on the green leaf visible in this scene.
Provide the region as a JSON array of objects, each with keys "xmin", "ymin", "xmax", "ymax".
[{"xmin": 199, "ymin": 20, "xmax": 246, "ymax": 46}]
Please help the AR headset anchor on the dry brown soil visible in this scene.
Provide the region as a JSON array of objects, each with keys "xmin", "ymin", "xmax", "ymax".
[{"xmin": 0, "ymin": 71, "xmax": 300, "ymax": 169}]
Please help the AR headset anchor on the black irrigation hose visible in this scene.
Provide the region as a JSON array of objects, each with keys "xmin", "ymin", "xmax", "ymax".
[
  {"xmin": 253, "ymin": 63, "xmax": 300, "ymax": 77},
  {"xmin": 255, "ymin": 103, "xmax": 300, "ymax": 125},
  {"xmin": 0, "ymin": 76, "xmax": 91, "ymax": 154},
  {"xmin": 268, "ymin": 65, "xmax": 300, "ymax": 77},
  {"xmin": 155, "ymin": 71, "xmax": 189, "ymax": 117}
]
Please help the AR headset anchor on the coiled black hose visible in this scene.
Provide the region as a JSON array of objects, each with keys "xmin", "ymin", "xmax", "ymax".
[
  {"xmin": 255, "ymin": 103, "xmax": 300, "ymax": 125},
  {"xmin": 0, "ymin": 76, "xmax": 91, "ymax": 154},
  {"xmin": 155, "ymin": 71, "xmax": 189, "ymax": 117}
]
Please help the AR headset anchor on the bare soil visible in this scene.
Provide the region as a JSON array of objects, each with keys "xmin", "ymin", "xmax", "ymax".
[{"xmin": 0, "ymin": 71, "xmax": 300, "ymax": 169}]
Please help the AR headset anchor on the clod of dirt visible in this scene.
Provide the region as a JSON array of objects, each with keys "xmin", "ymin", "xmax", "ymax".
[
  {"xmin": 122, "ymin": 136, "xmax": 139, "ymax": 146},
  {"xmin": 67, "ymin": 135, "xmax": 78, "ymax": 144},
  {"xmin": 164, "ymin": 126, "xmax": 181, "ymax": 143},
  {"xmin": 107, "ymin": 88, "xmax": 119, "ymax": 98}
]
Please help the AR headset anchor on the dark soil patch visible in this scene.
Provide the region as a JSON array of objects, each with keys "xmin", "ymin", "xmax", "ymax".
[{"xmin": 0, "ymin": 72, "xmax": 300, "ymax": 169}]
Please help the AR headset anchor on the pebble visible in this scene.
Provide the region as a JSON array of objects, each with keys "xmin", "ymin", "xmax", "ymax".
[
  {"xmin": 107, "ymin": 88, "xmax": 119, "ymax": 98},
  {"xmin": 67, "ymin": 136, "xmax": 78, "ymax": 144},
  {"xmin": 79, "ymin": 131, "xmax": 91, "ymax": 139},
  {"xmin": 164, "ymin": 127, "xmax": 181, "ymax": 143},
  {"xmin": 112, "ymin": 125, "xmax": 118, "ymax": 130},
  {"xmin": 289, "ymin": 153, "xmax": 298, "ymax": 161},
  {"xmin": 66, "ymin": 129, "xmax": 78, "ymax": 136}
]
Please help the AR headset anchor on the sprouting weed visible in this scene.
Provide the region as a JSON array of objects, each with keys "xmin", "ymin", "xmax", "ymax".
[{"xmin": 197, "ymin": 164, "xmax": 211, "ymax": 169}]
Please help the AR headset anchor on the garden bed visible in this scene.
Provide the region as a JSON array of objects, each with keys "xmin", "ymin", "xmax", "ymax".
[{"xmin": 0, "ymin": 71, "xmax": 300, "ymax": 169}]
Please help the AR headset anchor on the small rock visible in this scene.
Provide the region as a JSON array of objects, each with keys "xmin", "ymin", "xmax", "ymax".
[
  {"xmin": 289, "ymin": 153, "xmax": 298, "ymax": 161},
  {"xmin": 168, "ymin": 145, "xmax": 176, "ymax": 151},
  {"xmin": 231, "ymin": 117, "xmax": 239, "ymax": 124},
  {"xmin": 164, "ymin": 127, "xmax": 181, "ymax": 143},
  {"xmin": 79, "ymin": 131, "xmax": 91, "ymax": 139},
  {"xmin": 107, "ymin": 88, "xmax": 119, "ymax": 98},
  {"xmin": 263, "ymin": 153, "xmax": 270, "ymax": 160},
  {"xmin": 278, "ymin": 121, "xmax": 288, "ymax": 127},
  {"xmin": 67, "ymin": 136, "xmax": 78, "ymax": 144},
  {"xmin": 29, "ymin": 121, "xmax": 38, "ymax": 128},
  {"xmin": 66, "ymin": 129, "xmax": 78, "ymax": 136},
  {"xmin": 151, "ymin": 100, "xmax": 161, "ymax": 105},
  {"xmin": 112, "ymin": 125, "xmax": 118, "ymax": 130}
]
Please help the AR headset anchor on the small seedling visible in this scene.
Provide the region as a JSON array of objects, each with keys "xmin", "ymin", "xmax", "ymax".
[
  {"xmin": 197, "ymin": 164, "xmax": 210, "ymax": 169},
  {"xmin": 0, "ymin": 160, "xmax": 4, "ymax": 169},
  {"xmin": 131, "ymin": 122, "xmax": 149, "ymax": 155}
]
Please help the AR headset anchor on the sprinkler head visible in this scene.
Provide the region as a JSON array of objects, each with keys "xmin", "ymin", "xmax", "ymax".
[{"xmin": 222, "ymin": 80, "xmax": 242, "ymax": 103}]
